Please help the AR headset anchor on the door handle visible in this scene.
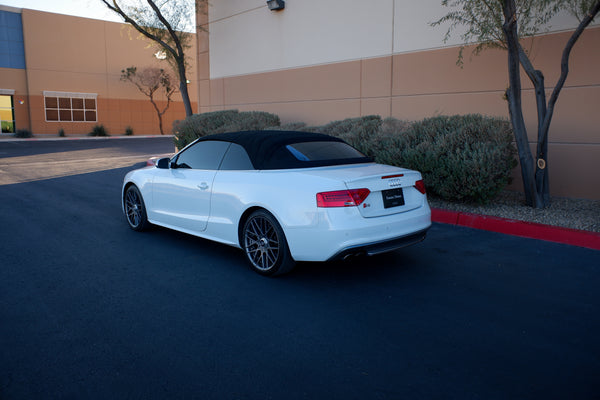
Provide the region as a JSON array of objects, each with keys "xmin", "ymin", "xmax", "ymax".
[{"xmin": 198, "ymin": 182, "xmax": 209, "ymax": 190}]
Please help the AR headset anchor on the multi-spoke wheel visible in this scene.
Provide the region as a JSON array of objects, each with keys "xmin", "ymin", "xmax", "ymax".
[
  {"xmin": 124, "ymin": 185, "xmax": 149, "ymax": 231},
  {"xmin": 242, "ymin": 210, "xmax": 295, "ymax": 276}
]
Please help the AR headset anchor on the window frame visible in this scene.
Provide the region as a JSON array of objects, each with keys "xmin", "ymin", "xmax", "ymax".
[
  {"xmin": 219, "ymin": 143, "xmax": 255, "ymax": 171},
  {"xmin": 43, "ymin": 91, "xmax": 98, "ymax": 123},
  {"xmin": 173, "ymin": 140, "xmax": 231, "ymax": 170},
  {"xmin": 0, "ymin": 93, "xmax": 15, "ymax": 134}
]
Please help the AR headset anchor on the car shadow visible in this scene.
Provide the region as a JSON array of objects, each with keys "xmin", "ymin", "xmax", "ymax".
[
  {"xmin": 291, "ymin": 250, "xmax": 421, "ymax": 280},
  {"xmin": 144, "ymin": 223, "xmax": 422, "ymax": 283}
]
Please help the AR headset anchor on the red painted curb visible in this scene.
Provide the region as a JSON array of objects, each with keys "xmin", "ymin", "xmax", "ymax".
[{"xmin": 431, "ymin": 208, "xmax": 600, "ymax": 251}]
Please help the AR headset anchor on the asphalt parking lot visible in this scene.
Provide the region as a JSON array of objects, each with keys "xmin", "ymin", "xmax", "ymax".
[{"xmin": 1, "ymin": 138, "xmax": 599, "ymax": 399}]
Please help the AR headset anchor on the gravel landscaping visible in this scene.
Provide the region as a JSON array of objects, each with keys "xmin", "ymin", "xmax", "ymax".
[{"xmin": 428, "ymin": 190, "xmax": 600, "ymax": 233}]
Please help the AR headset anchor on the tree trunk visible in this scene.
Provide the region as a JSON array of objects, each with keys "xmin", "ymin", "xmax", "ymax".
[
  {"xmin": 177, "ymin": 59, "xmax": 193, "ymax": 117},
  {"xmin": 157, "ymin": 113, "xmax": 164, "ymax": 135},
  {"xmin": 502, "ymin": 0, "xmax": 544, "ymax": 208},
  {"xmin": 518, "ymin": 46, "xmax": 550, "ymax": 208},
  {"xmin": 148, "ymin": 94, "xmax": 164, "ymax": 135}
]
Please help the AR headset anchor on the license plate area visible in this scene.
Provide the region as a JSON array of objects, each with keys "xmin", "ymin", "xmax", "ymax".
[{"xmin": 382, "ymin": 188, "xmax": 405, "ymax": 208}]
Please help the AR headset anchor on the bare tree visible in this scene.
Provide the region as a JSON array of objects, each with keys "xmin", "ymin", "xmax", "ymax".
[
  {"xmin": 121, "ymin": 66, "xmax": 177, "ymax": 135},
  {"xmin": 434, "ymin": 0, "xmax": 600, "ymax": 208},
  {"xmin": 100, "ymin": 0, "xmax": 204, "ymax": 117}
]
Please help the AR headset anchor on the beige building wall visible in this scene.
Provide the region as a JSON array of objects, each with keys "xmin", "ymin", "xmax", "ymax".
[
  {"xmin": 1, "ymin": 8, "xmax": 198, "ymax": 136},
  {"xmin": 198, "ymin": 1, "xmax": 600, "ymax": 200}
]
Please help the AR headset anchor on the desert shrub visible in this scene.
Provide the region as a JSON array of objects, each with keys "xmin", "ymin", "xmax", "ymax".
[
  {"xmin": 386, "ymin": 115, "xmax": 517, "ymax": 204},
  {"xmin": 272, "ymin": 116, "xmax": 398, "ymax": 159},
  {"xmin": 14, "ymin": 129, "xmax": 33, "ymax": 138},
  {"xmin": 266, "ymin": 122, "xmax": 309, "ymax": 131},
  {"xmin": 89, "ymin": 125, "xmax": 109, "ymax": 137},
  {"xmin": 368, "ymin": 118, "xmax": 414, "ymax": 165},
  {"xmin": 316, "ymin": 115, "xmax": 382, "ymax": 154},
  {"xmin": 173, "ymin": 110, "xmax": 280, "ymax": 149},
  {"xmin": 280, "ymin": 115, "xmax": 383, "ymax": 157},
  {"xmin": 125, "ymin": 126, "xmax": 134, "ymax": 136}
]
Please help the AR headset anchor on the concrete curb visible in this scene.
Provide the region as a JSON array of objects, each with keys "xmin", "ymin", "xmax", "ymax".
[{"xmin": 431, "ymin": 208, "xmax": 600, "ymax": 251}]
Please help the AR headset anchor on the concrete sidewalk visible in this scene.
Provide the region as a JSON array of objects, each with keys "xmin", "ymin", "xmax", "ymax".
[{"xmin": 0, "ymin": 135, "xmax": 173, "ymax": 142}]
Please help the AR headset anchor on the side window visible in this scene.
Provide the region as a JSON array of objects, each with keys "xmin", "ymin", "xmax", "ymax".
[
  {"xmin": 219, "ymin": 143, "xmax": 254, "ymax": 170},
  {"xmin": 175, "ymin": 141, "xmax": 230, "ymax": 170}
]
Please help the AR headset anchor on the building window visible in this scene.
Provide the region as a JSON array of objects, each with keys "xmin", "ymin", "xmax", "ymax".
[
  {"xmin": 0, "ymin": 94, "xmax": 15, "ymax": 133},
  {"xmin": 0, "ymin": 10, "xmax": 26, "ymax": 70},
  {"xmin": 43, "ymin": 91, "xmax": 97, "ymax": 122}
]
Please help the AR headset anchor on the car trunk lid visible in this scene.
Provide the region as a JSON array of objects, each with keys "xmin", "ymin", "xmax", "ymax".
[
  {"xmin": 342, "ymin": 168, "xmax": 425, "ymax": 218},
  {"xmin": 298, "ymin": 163, "xmax": 426, "ymax": 218}
]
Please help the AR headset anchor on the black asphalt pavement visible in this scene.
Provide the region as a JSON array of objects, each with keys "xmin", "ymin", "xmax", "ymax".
[{"xmin": 1, "ymin": 138, "xmax": 599, "ymax": 399}]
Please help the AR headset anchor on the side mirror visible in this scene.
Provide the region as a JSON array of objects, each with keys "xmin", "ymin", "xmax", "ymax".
[{"xmin": 156, "ymin": 157, "xmax": 170, "ymax": 169}]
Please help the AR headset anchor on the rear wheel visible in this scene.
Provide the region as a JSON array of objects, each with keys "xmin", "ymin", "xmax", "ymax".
[
  {"xmin": 124, "ymin": 185, "xmax": 149, "ymax": 231},
  {"xmin": 242, "ymin": 210, "xmax": 295, "ymax": 276}
]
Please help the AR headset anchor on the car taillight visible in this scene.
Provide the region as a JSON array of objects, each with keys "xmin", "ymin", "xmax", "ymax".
[
  {"xmin": 316, "ymin": 189, "xmax": 371, "ymax": 207},
  {"xmin": 415, "ymin": 179, "xmax": 426, "ymax": 194}
]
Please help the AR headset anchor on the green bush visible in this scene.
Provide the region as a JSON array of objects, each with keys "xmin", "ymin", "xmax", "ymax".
[
  {"xmin": 14, "ymin": 129, "xmax": 33, "ymax": 138},
  {"xmin": 316, "ymin": 115, "xmax": 382, "ymax": 154},
  {"xmin": 382, "ymin": 115, "xmax": 517, "ymax": 204},
  {"xmin": 318, "ymin": 115, "xmax": 382, "ymax": 138},
  {"xmin": 173, "ymin": 110, "xmax": 280, "ymax": 149},
  {"xmin": 58, "ymin": 128, "xmax": 65, "ymax": 137},
  {"xmin": 279, "ymin": 115, "xmax": 385, "ymax": 157},
  {"xmin": 125, "ymin": 126, "xmax": 134, "ymax": 136},
  {"xmin": 174, "ymin": 111, "xmax": 516, "ymax": 203},
  {"xmin": 2, "ymin": 121, "xmax": 14, "ymax": 133},
  {"xmin": 88, "ymin": 125, "xmax": 109, "ymax": 137},
  {"xmin": 267, "ymin": 122, "xmax": 309, "ymax": 131}
]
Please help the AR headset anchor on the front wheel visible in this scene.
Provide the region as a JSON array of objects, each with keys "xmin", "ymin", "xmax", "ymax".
[
  {"xmin": 242, "ymin": 210, "xmax": 295, "ymax": 276},
  {"xmin": 124, "ymin": 185, "xmax": 150, "ymax": 231}
]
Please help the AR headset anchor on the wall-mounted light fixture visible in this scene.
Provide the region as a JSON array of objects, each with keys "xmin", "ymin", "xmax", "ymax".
[{"xmin": 266, "ymin": 0, "xmax": 285, "ymax": 11}]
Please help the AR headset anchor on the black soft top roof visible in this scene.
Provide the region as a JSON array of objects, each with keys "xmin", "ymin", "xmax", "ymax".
[{"xmin": 195, "ymin": 130, "xmax": 371, "ymax": 170}]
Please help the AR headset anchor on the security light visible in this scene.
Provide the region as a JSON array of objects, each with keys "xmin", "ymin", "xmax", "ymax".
[{"xmin": 266, "ymin": 0, "xmax": 285, "ymax": 11}]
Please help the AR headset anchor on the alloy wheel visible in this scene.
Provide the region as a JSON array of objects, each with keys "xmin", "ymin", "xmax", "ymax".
[
  {"xmin": 125, "ymin": 186, "xmax": 145, "ymax": 229},
  {"xmin": 244, "ymin": 214, "xmax": 281, "ymax": 272}
]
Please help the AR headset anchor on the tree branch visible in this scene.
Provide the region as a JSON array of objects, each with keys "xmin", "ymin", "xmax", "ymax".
[
  {"xmin": 99, "ymin": 0, "xmax": 178, "ymax": 58},
  {"xmin": 543, "ymin": 0, "xmax": 600, "ymax": 134},
  {"xmin": 144, "ymin": 0, "xmax": 186, "ymax": 61}
]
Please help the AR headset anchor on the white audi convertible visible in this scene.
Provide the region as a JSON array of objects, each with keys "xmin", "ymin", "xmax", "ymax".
[{"xmin": 122, "ymin": 130, "xmax": 431, "ymax": 276}]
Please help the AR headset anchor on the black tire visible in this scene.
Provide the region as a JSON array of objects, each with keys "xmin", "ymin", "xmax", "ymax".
[
  {"xmin": 124, "ymin": 185, "xmax": 150, "ymax": 231},
  {"xmin": 242, "ymin": 210, "xmax": 295, "ymax": 276}
]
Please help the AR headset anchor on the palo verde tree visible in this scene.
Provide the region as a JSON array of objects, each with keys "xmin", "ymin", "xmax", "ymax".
[
  {"xmin": 434, "ymin": 0, "xmax": 600, "ymax": 208},
  {"xmin": 100, "ymin": 0, "xmax": 203, "ymax": 117},
  {"xmin": 121, "ymin": 66, "xmax": 177, "ymax": 135}
]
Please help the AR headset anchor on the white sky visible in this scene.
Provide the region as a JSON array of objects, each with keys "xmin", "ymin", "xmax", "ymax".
[
  {"xmin": 0, "ymin": 0, "xmax": 196, "ymax": 30},
  {"xmin": 0, "ymin": 0, "xmax": 133, "ymax": 23}
]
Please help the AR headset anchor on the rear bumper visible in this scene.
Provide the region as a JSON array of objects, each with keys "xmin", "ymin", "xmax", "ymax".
[
  {"xmin": 285, "ymin": 202, "xmax": 431, "ymax": 262},
  {"xmin": 326, "ymin": 227, "xmax": 429, "ymax": 261}
]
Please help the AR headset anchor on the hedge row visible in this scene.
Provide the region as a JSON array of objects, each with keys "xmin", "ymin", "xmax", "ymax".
[
  {"xmin": 172, "ymin": 110, "xmax": 280, "ymax": 149},
  {"xmin": 172, "ymin": 111, "xmax": 516, "ymax": 204}
]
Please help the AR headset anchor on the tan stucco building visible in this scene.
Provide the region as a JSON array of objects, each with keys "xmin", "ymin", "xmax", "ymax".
[
  {"xmin": 0, "ymin": 5, "xmax": 197, "ymax": 137},
  {"xmin": 195, "ymin": 0, "xmax": 600, "ymax": 200}
]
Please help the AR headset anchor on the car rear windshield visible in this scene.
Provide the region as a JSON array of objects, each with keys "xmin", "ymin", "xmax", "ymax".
[{"xmin": 286, "ymin": 141, "xmax": 366, "ymax": 161}]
